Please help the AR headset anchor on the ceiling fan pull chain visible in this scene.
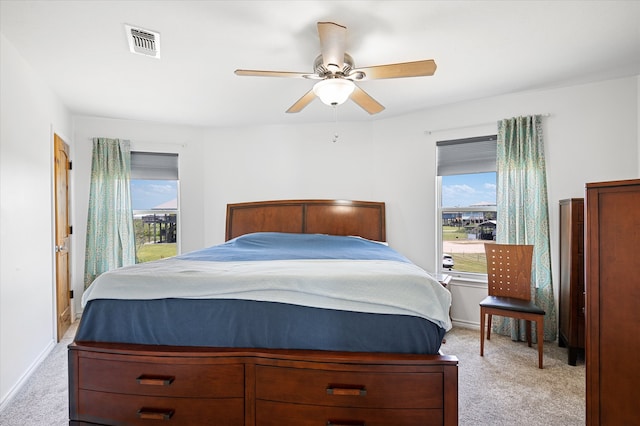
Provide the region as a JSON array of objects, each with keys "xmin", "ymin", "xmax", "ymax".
[{"xmin": 332, "ymin": 105, "xmax": 339, "ymax": 143}]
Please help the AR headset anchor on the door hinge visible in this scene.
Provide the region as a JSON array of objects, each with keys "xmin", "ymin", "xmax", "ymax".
[
  {"xmin": 68, "ymin": 161, "xmax": 72, "ymax": 170},
  {"xmin": 69, "ymin": 290, "xmax": 74, "ymax": 299},
  {"xmin": 68, "ymin": 225, "xmax": 73, "ymax": 235}
]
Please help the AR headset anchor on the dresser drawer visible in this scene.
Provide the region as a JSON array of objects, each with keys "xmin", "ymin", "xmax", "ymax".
[
  {"xmin": 256, "ymin": 365, "xmax": 443, "ymax": 409},
  {"xmin": 76, "ymin": 389, "xmax": 243, "ymax": 425},
  {"xmin": 257, "ymin": 400, "xmax": 443, "ymax": 426},
  {"xmin": 78, "ymin": 356, "xmax": 244, "ymax": 398}
]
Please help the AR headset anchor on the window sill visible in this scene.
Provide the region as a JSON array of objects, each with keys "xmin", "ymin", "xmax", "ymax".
[{"xmin": 443, "ymin": 272, "xmax": 487, "ymax": 287}]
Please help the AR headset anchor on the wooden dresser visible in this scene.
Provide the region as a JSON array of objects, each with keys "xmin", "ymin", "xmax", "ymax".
[
  {"xmin": 558, "ymin": 198, "xmax": 585, "ymax": 365},
  {"xmin": 585, "ymin": 179, "xmax": 640, "ymax": 425},
  {"xmin": 69, "ymin": 343, "xmax": 458, "ymax": 426}
]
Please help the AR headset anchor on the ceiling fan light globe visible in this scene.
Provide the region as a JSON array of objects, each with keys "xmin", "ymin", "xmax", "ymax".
[{"xmin": 313, "ymin": 79, "xmax": 355, "ymax": 106}]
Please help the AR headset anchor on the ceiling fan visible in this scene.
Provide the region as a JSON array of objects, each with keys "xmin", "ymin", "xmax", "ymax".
[{"xmin": 234, "ymin": 22, "xmax": 437, "ymax": 115}]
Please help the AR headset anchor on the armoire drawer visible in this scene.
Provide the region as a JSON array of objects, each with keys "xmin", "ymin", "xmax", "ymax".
[
  {"xmin": 77, "ymin": 389, "xmax": 244, "ymax": 425},
  {"xmin": 256, "ymin": 400, "xmax": 444, "ymax": 426},
  {"xmin": 256, "ymin": 365, "xmax": 443, "ymax": 409},
  {"xmin": 78, "ymin": 356, "xmax": 244, "ymax": 398}
]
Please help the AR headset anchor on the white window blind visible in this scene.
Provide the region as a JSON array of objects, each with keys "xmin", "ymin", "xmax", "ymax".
[
  {"xmin": 437, "ymin": 135, "xmax": 497, "ymax": 176},
  {"xmin": 130, "ymin": 152, "xmax": 178, "ymax": 180}
]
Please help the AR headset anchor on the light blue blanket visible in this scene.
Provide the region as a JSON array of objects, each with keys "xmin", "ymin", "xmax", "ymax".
[{"xmin": 83, "ymin": 233, "xmax": 452, "ymax": 330}]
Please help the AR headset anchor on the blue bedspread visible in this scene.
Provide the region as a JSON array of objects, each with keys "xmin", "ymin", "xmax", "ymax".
[
  {"xmin": 76, "ymin": 299, "xmax": 446, "ymax": 353},
  {"xmin": 76, "ymin": 232, "xmax": 451, "ymax": 353},
  {"xmin": 177, "ymin": 232, "xmax": 411, "ymax": 263}
]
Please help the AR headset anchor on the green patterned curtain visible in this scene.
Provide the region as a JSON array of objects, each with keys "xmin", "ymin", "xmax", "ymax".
[
  {"xmin": 84, "ymin": 138, "xmax": 136, "ymax": 289},
  {"xmin": 494, "ymin": 115, "xmax": 557, "ymax": 342}
]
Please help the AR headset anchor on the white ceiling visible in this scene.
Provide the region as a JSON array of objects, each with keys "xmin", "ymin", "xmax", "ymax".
[{"xmin": 1, "ymin": 1, "xmax": 639, "ymax": 128}]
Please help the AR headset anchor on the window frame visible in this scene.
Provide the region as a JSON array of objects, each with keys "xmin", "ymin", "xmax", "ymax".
[
  {"xmin": 436, "ymin": 135, "xmax": 497, "ymax": 282},
  {"xmin": 129, "ymin": 148, "xmax": 181, "ymax": 260}
]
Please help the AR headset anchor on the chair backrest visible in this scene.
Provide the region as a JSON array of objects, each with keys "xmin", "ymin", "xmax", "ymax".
[{"xmin": 484, "ymin": 243, "xmax": 534, "ymax": 301}]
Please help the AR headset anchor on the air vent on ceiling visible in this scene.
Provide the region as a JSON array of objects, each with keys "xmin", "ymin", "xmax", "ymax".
[{"xmin": 125, "ymin": 24, "xmax": 160, "ymax": 59}]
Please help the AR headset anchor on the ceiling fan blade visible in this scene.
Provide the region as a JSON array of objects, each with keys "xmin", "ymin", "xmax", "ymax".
[
  {"xmin": 353, "ymin": 59, "xmax": 437, "ymax": 80},
  {"xmin": 350, "ymin": 86, "xmax": 385, "ymax": 115},
  {"xmin": 286, "ymin": 89, "xmax": 316, "ymax": 113},
  {"xmin": 235, "ymin": 69, "xmax": 311, "ymax": 78},
  {"xmin": 317, "ymin": 22, "xmax": 347, "ymax": 72}
]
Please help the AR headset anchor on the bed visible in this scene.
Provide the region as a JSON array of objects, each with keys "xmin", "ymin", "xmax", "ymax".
[{"xmin": 68, "ymin": 199, "xmax": 459, "ymax": 426}]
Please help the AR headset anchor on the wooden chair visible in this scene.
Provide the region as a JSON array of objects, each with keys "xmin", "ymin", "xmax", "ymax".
[{"xmin": 480, "ymin": 243, "xmax": 546, "ymax": 368}]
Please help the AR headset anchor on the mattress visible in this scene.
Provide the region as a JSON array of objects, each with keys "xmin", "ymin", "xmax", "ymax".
[{"xmin": 76, "ymin": 232, "xmax": 451, "ymax": 354}]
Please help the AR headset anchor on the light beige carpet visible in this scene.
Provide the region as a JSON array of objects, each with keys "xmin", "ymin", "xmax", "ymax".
[
  {"xmin": 0, "ymin": 321, "xmax": 77, "ymax": 426},
  {"xmin": 0, "ymin": 324, "xmax": 584, "ymax": 425},
  {"xmin": 441, "ymin": 326, "xmax": 585, "ymax": 426}
]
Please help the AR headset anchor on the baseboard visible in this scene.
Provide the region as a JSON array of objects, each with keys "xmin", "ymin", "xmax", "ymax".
[
  {"xmin": 451, "ymin": 319, "xmax": 480, "ymax": 330},
  {"xmin": 0, "ymin": 339, "xmax": 56, "ymax": 412}
]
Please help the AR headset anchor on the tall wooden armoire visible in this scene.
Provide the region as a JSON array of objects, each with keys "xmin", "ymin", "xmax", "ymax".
[
  {"xmin": 585, "ymin": 179, "xmax": 640, "ymax": 425},
  {"xmin": 558, "ymin": 198, "xmax": 584, "ymax": 365}
]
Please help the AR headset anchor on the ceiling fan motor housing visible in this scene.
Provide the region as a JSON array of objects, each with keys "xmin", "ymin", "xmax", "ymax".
[{"xmin": 314, "ymin": 54, "xmax": 355, "ymax": 78}]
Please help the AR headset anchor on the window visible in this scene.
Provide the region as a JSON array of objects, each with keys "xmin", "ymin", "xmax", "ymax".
[
  {"xmin": 130, "ymin": 152, "xmax": 179, "ymax": 263},
  {"xmin": 437, "ymin": 136, "xmax": 497, "ymax": 276}
]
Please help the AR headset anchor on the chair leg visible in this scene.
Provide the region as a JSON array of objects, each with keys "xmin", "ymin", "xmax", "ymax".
[
  {"xmin": 480, "ymin": 309, "xmax": 485, "ymax": 356},
  {"xmin": 537, "ymin": 316, "xmax": 544, "ymax": 369},
  {"xmin": 526, "ymin": 320, "xmax": 532, "ymax": 347},
  {"xmin": 486, "ymin": 314, "xmax": 492, "ymax": 340}
]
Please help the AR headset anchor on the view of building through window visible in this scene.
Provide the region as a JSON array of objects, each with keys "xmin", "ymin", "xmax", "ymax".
[
  {"xmin": 441, "ymin": 172, "xmax": 496, "ymax": 274},
  {"xmin": 131, "ymin": 179, "xmax": 178, "ymax": 263}
]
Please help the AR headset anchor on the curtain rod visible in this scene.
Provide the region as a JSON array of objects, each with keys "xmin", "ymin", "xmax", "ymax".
[
  {"xmin": 424, "ymin": 113, "xmax": 551, "ymax": 135},
  {"xmin": 86, "ymin": 137, "xmax": 186, "ymax": 148}
]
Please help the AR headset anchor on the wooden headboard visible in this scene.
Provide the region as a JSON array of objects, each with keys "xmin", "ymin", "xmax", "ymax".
[{"xmin": 225, "ymin": 199, "xmax": 386, "ymax": 242}]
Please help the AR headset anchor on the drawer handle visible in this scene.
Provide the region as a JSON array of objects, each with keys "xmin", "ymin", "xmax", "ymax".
[
  {"xmin": 326, "ymin": 385, "xmax": 367, "ymax": 396},
  {"xmin": 136, "ymin": 374, "xmax": 175, "ymax": 386},
  {"xmin": 326, "ymin": 421, "xmax": 365, "ymax": 426},
  {"xmin": 137, "ymin": 407, "xmax": 174, "ymax": 420}
]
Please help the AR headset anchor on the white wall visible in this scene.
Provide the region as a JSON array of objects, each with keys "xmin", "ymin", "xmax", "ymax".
[
  {"xmin": 69, "ymin": 76, "xmax": 639, "ymax": 330},
  {"xmin": 0, "ymin": 34, "xmax": 71, "ymax": 407},
  {"xmin": 200, "ymin": 122, "xmax": 376, "ymax": 246}
]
